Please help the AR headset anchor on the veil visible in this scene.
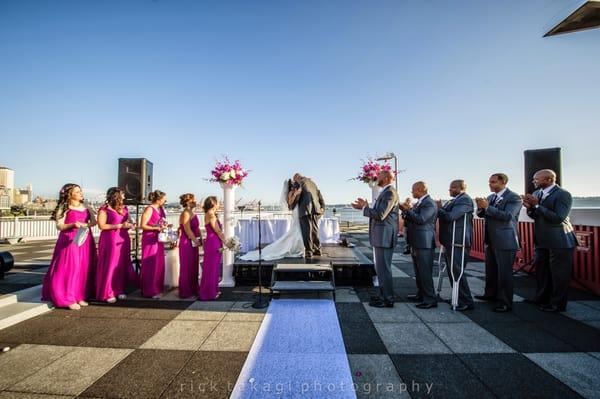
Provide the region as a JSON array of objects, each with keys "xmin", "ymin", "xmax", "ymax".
[{"xmin": 279, "ymin": 179, "xmax": 290, "ymax": 211}]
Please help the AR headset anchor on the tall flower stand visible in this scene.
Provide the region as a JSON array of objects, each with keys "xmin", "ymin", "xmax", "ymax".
[
  {"xmin": 219, "ymin": 183, "xmax": 236, "ymax": 287},
  {"xmin": 368, "ymin": 182, "xmax": 381, "ymax": 288}
]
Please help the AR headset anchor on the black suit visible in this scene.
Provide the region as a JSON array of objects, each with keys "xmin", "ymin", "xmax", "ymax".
[
  {"xmin": 293, "ymin": 178, "xmax": 325, "ymax": 255},
  {"xmin": 438, "ymin": 193, "xmax": 475, "ymax": 307},
  {"xmin": 403, "ymin": 195, "xmax": 438, "ymax": 304},
  {"xmin": 476, "ymin": 188, "xmax": 522, "ymax": 307},
  {"xmin": 527, "ymin": 185, "xmax": 577, "ymax": 310}
]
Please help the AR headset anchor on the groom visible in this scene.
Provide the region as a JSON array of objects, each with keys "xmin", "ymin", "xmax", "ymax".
[{"xmin": 292, "ymin": 173, "xmax": 325, "ymax": 258}]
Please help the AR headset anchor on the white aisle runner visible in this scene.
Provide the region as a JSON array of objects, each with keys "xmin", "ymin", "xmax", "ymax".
[{"xmin": 231, "ymin": 299, "xmax": 356, "ymax": 399}]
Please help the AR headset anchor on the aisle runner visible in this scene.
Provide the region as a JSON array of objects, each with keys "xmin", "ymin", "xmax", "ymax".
[{"xmin": 231, "ymin": 300, "xmax": 356, "ymax": 399}]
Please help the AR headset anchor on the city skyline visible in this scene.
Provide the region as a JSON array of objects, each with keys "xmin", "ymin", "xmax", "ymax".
[{"xmin": 1, "ymin": 1, "xmax": 599, "ymax": 203}]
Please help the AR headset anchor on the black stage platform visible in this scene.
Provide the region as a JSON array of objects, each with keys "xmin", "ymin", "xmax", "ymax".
[{"xmin": 233, "ymin": 244, "xmax": 375, "ymax": 286}]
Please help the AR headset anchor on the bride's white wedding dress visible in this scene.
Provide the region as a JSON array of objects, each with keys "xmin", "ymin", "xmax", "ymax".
[{"xmin": 239, "ymin": 182, "xmax": 305, "ymax": 261}]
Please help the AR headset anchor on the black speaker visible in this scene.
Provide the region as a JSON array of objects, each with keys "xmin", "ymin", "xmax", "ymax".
[
  {"xmin": 524, "ymin": 148, "xmax": 561, "ymax": 194},
  {"xmin": 118, "ymin": 158, "xmax": 153, "ymax": 205}
]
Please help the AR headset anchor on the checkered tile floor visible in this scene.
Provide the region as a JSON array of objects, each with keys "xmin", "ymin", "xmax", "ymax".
[{"xmin": 0, "ymin": 233, "xmax": 599, "ymax": 398}]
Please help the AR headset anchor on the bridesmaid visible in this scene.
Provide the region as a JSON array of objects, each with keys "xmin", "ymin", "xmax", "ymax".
[
  {"xmin": 178, "ymin": 193, "xmax": 202, "ymax": 299},
  {"xmin": 199, "ymin": 196, "xmax": 224, "ymax": 301},
  {"xmin": 140, "ymin": 189, "xmax": 168, "ymax": 298},
  {"xmin": 96, "ymin": 187, "xmax": 138, "ymax": 303},
  {"xmin": 42, "ymin": 183, "xmax": 97, "ymax": 310}
]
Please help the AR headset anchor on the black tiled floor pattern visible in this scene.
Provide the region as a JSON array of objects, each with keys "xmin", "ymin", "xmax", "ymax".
[{"xmin": 0, "ymin": 233, "xmax": 598, "ymax": 398}]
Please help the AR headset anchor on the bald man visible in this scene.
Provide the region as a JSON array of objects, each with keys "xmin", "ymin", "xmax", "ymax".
[
  {"xmin": 437, "ymin": 180, "xmax": 475, "ymax": 311},
  {"xmin": 400, "ymin": 181, "xmax": 438, "ymax": 308},
  {"xmin": 352, "ymin": 170, "xmax": 399, "ymax": 307},
  {"xmin": 522, "ymin": 169, "xmax": 577, "ymax": 312}
]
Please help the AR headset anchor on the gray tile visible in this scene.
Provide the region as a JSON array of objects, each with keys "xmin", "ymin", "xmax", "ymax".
[
  {"xmin": 140, "ymin": 320, "xmax": 218, "ymax": 351},
  {"xmin": 578, "ymin": 300, "xmax": 600, "ymax": 311},
  {"xmin": 231, "ymin": 301, "xmax": 268, "ymax": 313},
  {"xmin": 374, "ymin": 323, "xmax": 451, "ymax": 354},
  {"xmin": 589, "ymin": 352, "xmax": 600, "ymax": 360},
  {"xmin": 428, "ymin": 323, "xmax": 515, "ymax": 354},
  {"xmin": 363, "ymin": 302, "xmax": 420, "ymax": 323},
  {"xmin": 564, "ymin": 302, "xmax": 600, "ymax": 322},
  {"xmin": 410, "ymin": 304, "xmax": 473, "ymax": 323},
  {"xmin": 526, "ymin": 353, "xmax": 600, "ymax": 399},
  {"xmin": 347, "ymin": 354, "xmax": 410, "ymax": 398},
  {"xmin": 174, "ymin": 300, "xmax": 234, "ymax": 321},
  {"xmin": 12, "ymin": 347, "xmax": 132, "ymax": 395},
  {"xmin": 0, "ymin": 393, "xmax": 73, "ymax": 399},
  {"xmin": 0, "ymin": 344, "xmax": 74, "ymax": 390},
  {"xmin": 199, "ymin": 321, "xmax": 261, "ymax": 352}
]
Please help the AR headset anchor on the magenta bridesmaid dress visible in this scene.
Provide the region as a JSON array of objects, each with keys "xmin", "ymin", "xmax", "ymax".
[
  {"xmin": 199, "ymin": 220, "xmax": 222, "ymax": 300},
  {"xmin": 140, "ymin": 206, "xmax": 166, "ymax": 297},
  {"xmin": 95, "ymin": 206, "xmax": 139, "ymax": 301},
  {"xmin": 178, "ymin": 214, "xmax": 201, "ymax": 298},
  {"xmin": 42, "ymin": 208, "xmax": 97, "ymax": 307}
]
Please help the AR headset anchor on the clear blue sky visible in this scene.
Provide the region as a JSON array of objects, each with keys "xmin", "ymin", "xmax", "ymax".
[{"xmin": 1, "ymin": 0, "xmax": 598, "ymax": 204}]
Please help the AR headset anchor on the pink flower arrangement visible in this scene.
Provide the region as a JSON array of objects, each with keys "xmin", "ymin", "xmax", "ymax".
[
  {"xmin": 210, "ymin": 158, "xmax": 249, "ymax": 186},
  {"xmin": 354, "ymin": 159, "xmax": 393, "ymax": 185}
]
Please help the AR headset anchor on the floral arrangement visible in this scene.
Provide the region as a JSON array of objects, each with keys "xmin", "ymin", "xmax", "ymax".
[
  {"xmin": 220, "ymin": 236, "xmax": 242, "ymax": 253},
  {"xmin": 353, "ymin": 159, "xmax": 393, "ymax": 186},
  {"xmin": 210, "ymin": 158, "xmax": 249, "ymax": 186}
]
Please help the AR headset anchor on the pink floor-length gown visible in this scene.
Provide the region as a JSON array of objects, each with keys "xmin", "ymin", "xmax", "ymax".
[
  {"xmin": 199, "ymin": 220, "xmax": 222, "ymax": 300},
  {"xmin": 42, "ymin": 208, "xmax": 97, "ymax": 307},
  {"xmin": 140, "ymin": 206, "xmax": 166, "ymax": 297},
  {"xmin": 95, "ymin": 206, "xmax": 139, "ymax": 300},
  {"xmin": 178, "ymin": 214, "xmax": 201, "ymax": 298}
]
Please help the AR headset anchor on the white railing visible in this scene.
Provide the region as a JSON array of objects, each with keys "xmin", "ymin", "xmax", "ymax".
[{"xmin": 0, "ymin": 209, "xmax": 369, "ymax": 241}]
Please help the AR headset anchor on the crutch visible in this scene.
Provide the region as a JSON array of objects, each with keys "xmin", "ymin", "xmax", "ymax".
[
  {"xmin": 435, "ymin": 245, "xmax": 447, "ymax": 302},
  {"xmin": 447, "ymin": 214, "xmax": 467, "ymax": 310}
]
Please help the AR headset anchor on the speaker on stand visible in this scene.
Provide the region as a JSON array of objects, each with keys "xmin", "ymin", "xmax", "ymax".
[
  {"xmin": 524, "ymin": 148, "xmax": 561, "ymax": 194},
  {"xmin": 118, "ymin": 158, "xmax": 153, "ymax": 273}
]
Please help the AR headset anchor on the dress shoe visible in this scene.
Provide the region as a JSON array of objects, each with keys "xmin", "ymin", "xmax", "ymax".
[
  {"xmin": 406, "ymin": 294, "xmax": 423, "ymax": 302},
  {"xmin": 493, "ymin": 304, "xmax": 512, "ymax": 313},
  {"xmin": 474, "ymin": 295, "xmax": 495, "ymax": 301},
  {"xmin": 539, "ymin": 304, "xmax": 560, "ymax": 313},
  {"xmin": 369, "ymin": 299, "xmax": 394, "ymax": 308},
  {"xmin": 415, "ymin": 302, "xmax": 438, "ymax": 309},
  {"xmin": 453, "ymin": 304, "xmax": 474, "ymax": 311}
]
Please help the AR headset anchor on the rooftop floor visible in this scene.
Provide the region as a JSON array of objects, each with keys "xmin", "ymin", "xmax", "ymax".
[{"xmin": 0, "ymin": 234, "xmax": 599, "ymax": 398}]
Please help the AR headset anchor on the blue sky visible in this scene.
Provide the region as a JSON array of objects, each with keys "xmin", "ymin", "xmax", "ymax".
[{"xmin": 1, "ymin": 0, "xmax": 599, "ymax": 204}]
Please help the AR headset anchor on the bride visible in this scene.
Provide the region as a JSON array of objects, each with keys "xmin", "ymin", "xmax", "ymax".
[{"xmin": 239, "ymin": 179, "xmax": 305, "ymax": 261}]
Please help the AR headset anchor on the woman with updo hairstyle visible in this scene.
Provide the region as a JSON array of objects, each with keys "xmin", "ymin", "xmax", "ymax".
[
  {"xmin": 42, "ymin": 183, "xmax": 97, "ymax": 310},
  {"xmin": 139, "ymin": 189, "xmax": 168, "ymax": 298},
  {"xmin": 95, "ymin": 187, "xmax": 139, "ymax": 303},
  {"xmin": 199, "ymin": 196, "xmax": 225, "ymax": 300},
  {"xmin": 178, "ymin": 193, "xmax": 202, "ymax": 298}
]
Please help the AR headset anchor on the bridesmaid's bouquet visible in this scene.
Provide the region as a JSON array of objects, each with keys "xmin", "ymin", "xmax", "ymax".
[
  {"xmin": 353, "ymin": 159, "xmax": 393, "ymax": 187},
  {"xmin": 209, "ymin": 158, "xmax": 249, "ymax": 187},
  {"xmin": 220, "ymin": 236, "xmax": 241, "ymax": 253}
]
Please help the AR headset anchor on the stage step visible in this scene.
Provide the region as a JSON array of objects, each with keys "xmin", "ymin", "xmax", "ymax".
[
  {"xmin": 270, "ymin": 263, "xmax": 336, "ymax": 300},
  {"xmin": 0, "ymin": 285, "xmax": 52, "ymax": 330}
]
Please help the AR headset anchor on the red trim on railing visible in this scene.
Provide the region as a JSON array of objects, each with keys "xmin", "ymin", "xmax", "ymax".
[{"xmin": 471, "ymin": 220, "xmax": 600, "ymax": 296}]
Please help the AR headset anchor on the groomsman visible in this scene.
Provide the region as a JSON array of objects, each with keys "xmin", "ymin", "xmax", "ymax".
[
  {"xmin": 352, "ymin": 170, "xmax": 399, "ymax": 308},
  {"xmin": 522, "ymin": 169, "xmax": 577, "ymax": 312},
  {"xmin": 400, "ymin": 181, "xmax": 438, "ymax": 309},
  {"xmin": 475, "ymin": 173, "xmax": 523, "ymax": 312},
  {"xmin": 437, "ymin": 180, "xmax": 475, "ymax": 311}
]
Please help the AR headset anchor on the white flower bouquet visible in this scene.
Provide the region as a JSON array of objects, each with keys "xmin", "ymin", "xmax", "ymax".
[{"xmin": 220, "ymin": 236, "xmax": 241, "ymax": 253}]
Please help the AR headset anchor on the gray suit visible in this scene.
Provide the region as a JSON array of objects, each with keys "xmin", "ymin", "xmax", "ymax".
[
  {"xmin": 476, "ymin": 188, "xmax": 522, "ymax": 307},
  {"xmin": 527, "ymin": 185, "xmax": 577, "ymax": 309},
  {"xmin": 364, "ymin": 186, "xmax": 399, "ymax": 303},
  {"xmin": 403, "ymin": 195, "xmax": 438, "ymax": 304},
  {"xmin": 438, "ymin": 193, "xmax": 474, "ymax": 307},
  {"xmin": 293, "ymin": 177, "xmax": 325, "ymax": 256}
]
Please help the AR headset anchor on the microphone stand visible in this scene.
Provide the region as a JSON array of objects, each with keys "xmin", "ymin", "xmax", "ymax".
[{"xmin": 252, "ymin": 200, "xmax": 269, "ymax": 309}]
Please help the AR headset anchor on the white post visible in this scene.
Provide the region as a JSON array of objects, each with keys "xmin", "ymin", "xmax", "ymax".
[
  {"xmin": 370, "ymin": 183, "xmax": 380, "ymax": 204},
  {"xmin": 219, "ymin": 183, "xmax": 236, "ymax": 287},
  {"xmin": 14, "ymin": 217, "xmax": 20, "ymax": 237}
]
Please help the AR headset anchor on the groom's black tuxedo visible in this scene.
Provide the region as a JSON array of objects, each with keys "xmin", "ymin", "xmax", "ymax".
[{"xmin": 292, "ymin": 177, "xmax": 325, "ymax": 256}]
